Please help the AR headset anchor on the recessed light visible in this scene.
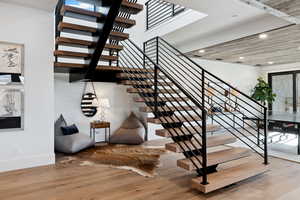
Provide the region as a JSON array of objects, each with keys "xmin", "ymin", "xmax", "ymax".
[
  {"xmin": 298, "ymin": 46, "xmax": 300, "ymax": 50},
  {"xmin": 268, "ymin": 61, "xmax": 274, "ymax": 65},
  {"xmin": 259, "ymin": 33, "xmax": 268, "ymax": 39},
  {"xmin": 199, "ymin": 49, "xmax": 205, "ymax": 53},
  {"xmin": 239, "ymin": 56, "xmax": 245, "ymax": 60}
]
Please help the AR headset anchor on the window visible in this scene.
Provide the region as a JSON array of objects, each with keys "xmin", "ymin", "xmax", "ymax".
[{"xmin": 268, "ymin": 70, "xmax": 300, "ymax": 113}]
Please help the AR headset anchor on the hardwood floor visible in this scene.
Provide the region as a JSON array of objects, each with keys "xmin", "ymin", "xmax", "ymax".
[{"xmin": 0, "ymin": 140, "xmax": 300, "ymax": 200}]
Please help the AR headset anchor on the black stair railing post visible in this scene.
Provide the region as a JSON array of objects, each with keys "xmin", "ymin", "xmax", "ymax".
[
  {"xmin": 201, "ymin": 70, "xmax": 208, "ymax": 185},
  {"xmin": 145, "ymin": 1, "xmax": 149, "ymax": 30},
  {"xmin": 263, "ymin": 107, "xmax": 268, "ymax": 165},
  {"xmin": 154, "ymin": 37, "xmax": 159, "ymax": 116},
  {"xmin": 172, "ymin": 4, "xmax": 175, "ymax": 16}
]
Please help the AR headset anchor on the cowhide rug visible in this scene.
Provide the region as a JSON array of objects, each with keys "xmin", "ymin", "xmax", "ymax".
[{"xmin": 56, "ymin": 144, "xmax": 166, "ymax": 177}]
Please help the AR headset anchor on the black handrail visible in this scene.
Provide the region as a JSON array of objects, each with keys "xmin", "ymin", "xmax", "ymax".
[
  {"xmin": 144, "ymin": 37, "xmax": 268, "ymax": 165},
  {"xmin": 119, "ymin": 38, "xmax": 209, "ymax": 184},
  {"xmin": 158, "ymin": 37, "xmax": 267, "ymax": 109},
  {"xmin": 145, "ymin": 0, "xmax": 186, "ymax": 30}
]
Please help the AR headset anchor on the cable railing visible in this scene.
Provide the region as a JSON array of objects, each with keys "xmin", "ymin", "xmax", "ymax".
[
  {"xmin": 144, "ymin": 37, "xmax": 268, "ymax": 165},
  {"xmin": 119, "ymin": 39, "xmax": 209, "ymax": 185},
  {"xmin": 145, "ymin": 0, "xmax": 186, "ymax": 30}
]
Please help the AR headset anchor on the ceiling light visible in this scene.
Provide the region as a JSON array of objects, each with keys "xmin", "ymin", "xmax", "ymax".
[
  {"xmin": 268, "ymin": 61, "xmax": 274, "ymax": 65},
  {"xmin": 199, "ymin": 49, "xmax": 205, "ymax": 53},
  {"xmin": 298, "ymin": 46, "xmax": 300, "ymax": 50},
  {"xmin": 259, "ymin": 33, "xmax": 268, "ymax": 39},
  {"xmin": 239, "ymin": 57, "xmax": 244, "ymax": 60}
]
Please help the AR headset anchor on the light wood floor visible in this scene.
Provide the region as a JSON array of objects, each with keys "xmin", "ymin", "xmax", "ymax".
[{"xmin": 1, "ymin": 140, "xmax": 300, "ymax": 200}]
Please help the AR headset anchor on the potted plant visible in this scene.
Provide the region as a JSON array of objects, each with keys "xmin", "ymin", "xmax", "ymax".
[{"xmin": 251, "ymin": 77, "xmax": 276, "ymax": 108}]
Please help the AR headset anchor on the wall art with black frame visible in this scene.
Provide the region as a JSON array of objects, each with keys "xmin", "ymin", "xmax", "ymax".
[{"xmin": 0, "ymin": 41, "xmax": 24, "ymax": 130}]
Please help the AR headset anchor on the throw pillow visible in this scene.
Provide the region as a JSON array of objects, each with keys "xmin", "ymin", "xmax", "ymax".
[
  {"xmin": 55, "ymin": 114, "xmax": 67, "ymax": 136},
  {"xmin": 61, "ymin": 124, "xmax": 79, "ymax": 135}
]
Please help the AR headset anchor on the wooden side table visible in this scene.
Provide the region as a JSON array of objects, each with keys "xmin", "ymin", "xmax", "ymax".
[{"xmin": 90, "ymin": 121, "xmax": 111, "ymax": 143}]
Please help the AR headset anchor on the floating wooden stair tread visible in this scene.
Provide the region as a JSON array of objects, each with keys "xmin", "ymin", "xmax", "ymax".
[
  {"xmin": 116, "ymin": 73, "xmax": 166, "ymax": 79},
  {"xmin": 109, "ymin": 31, "xmax": 129, "ymax": 41},
  {"xmin": 165, "ymin": 134, "xmax": 237, "ymax": 153},
  {"xmin": 140, "ymin": 106, "xmax": 198, "ymax": 113},
  {"xmin": 58, "ymin": 22, "xmax": 97, "ymax": 34},
  {"xmin": 54, "ymin": 50, "xmax": 118, "ymax": 61},
  {"xmin": 177, "ymin": 147, "xmax": 252, "ymax": 171},
  {"xmin": 127, "ymin": 88, "xmax": 180, "ymax": 94},
  {"xmin": 54, "ymin": 62, "xmax": 146, "ymax": 72},
  {"xmin": 121, "ymin": 0, "xmax": 143, "ymax": 14},
  {"xmin": 148, "ymin": 115, "xmax": 201, "ymax": 124},
  {"xmin": 156, "ymin": 125, "xmax": 220, "ymax": 138},
  {"xmin": 61, "ymin": 5, "xmax": 136, "ymax": 28},
  {"xmin": 191, "ymin": 160, "xmax": 269, "ymax": 193},
  {"xmin": 120, "ymin": 80, "xmax": 172, "ymax": 86},
  {"xmin": 58, "ymin": 22, "xmax": 129, "ymax": 40},
  {"xmin": 133, "ymin": 96, "xmax": 189, "ymax": 103},
  {"xmin": 56, "ymin": 37, "xmax": 123, "ymax": 51}
]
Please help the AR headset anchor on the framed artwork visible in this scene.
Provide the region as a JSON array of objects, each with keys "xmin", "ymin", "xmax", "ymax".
[
  {"xmin": 0, "ymin": 41, "xmax": 24, "ymax": 131},
  {"xmin": 0, "ymin": 41, "xmax": 24, "ymax": 85}
]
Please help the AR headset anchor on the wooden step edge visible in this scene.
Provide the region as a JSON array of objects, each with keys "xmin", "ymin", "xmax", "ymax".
[
  {"xmin": 121, "ymin": 0, "xmax": 143, "ymax": 14},
  {"xmin": 177, "ymin": 147, "xmax": 252, "ymax": 171},
  {"xmin": 127, "ymin": 88, "xmax": 180, "ymax": 94},
  {"xmin": 58, "ymin": 22, "xmax": 97, "ymax": 33},
  {"xmin": 165, "ymin": 135, "xmax": 237, "ymax": 153},
  {"xmin": 155, "ymin": 125, "xmax": 221, "ymax": 138},
  {"xmin": 61, "ymin": 5, "xmax": 104, "ymax": 18},
  {"xmin": 133, "ymin": 97, "xmax": 189, "ymax": 103},
  {"xmin": 191, "ymin": 161, "xmax": 269, "ymax": 193},
  {"xmin": 147, "ymin": 116, "xmax": 201, "ymax": 124},
  {"xmin": 115, "ymin": 17, "xmax": 136, "ymax": 28},
  {"xmin": 140, "ymin": 106, "xmax": 198, "ymax": 113}
]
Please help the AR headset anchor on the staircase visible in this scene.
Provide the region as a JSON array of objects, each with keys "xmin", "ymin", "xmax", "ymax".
[{"xmin": 54, "ymin": 0, "xmax": 269, "ymax": 194}]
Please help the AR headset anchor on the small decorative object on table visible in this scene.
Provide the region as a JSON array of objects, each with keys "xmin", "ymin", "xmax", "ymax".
[{"xmin": 90, "ymin": 121, "xmax": 111, "ymax": 143}]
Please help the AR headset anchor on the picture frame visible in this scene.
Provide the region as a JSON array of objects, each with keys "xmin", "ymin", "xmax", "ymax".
[{"xmin": 0, "ymin": 41, "xmax": 24, "ymax": 85}]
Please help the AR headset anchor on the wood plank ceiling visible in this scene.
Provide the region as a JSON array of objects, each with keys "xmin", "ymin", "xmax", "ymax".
[{"xmin": 186, "ymin": 0, "xmax": 300, "ymax": 67}]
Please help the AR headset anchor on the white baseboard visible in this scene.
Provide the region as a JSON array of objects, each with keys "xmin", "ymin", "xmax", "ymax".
[{"xmin": 0, "ymin": 153, "xmax": 55, "ymax": 173}]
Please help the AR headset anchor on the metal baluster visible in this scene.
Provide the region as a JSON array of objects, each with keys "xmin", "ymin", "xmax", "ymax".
[
  {"xmin": 264, "ymin": 107, "xmax": 268, "ymax": 165},
  {"xmin": 201, "ymin": 70, "xmax": 208, "ymax": 185}
]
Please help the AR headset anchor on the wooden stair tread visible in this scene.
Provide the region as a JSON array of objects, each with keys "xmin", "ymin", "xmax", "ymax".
[
  {"xmin": 61, "ymin": 5, "xmax": 136, "ymax": 28},
  {"xmin": 156, "ymin": 125, "xmax": 220, "ymax": 138},
  {"xmin": 148, "ymin": 115, "xmax": 201, "ymax": 124},
  {"xmin": 191, "ymin": 160, "xmax": 269, "ymax": 193},
  {"xmin": 133, "ymin": 96, "xmax": 189, "ymax": 103},
  {"xmin": 121, "ymin": 0, "xmax": 143, "ymax": 14},
  {"xmin": 116, "ymin": 73, "xmax": 166, "ymax": 79},
  {"xmin": 140, "ymin": 106, "xmax": 198, "ymax": 113},
  {"xmin": 109, "ymin": 31, "xmax": 129, "ymax": 41},
  {"xmin": 177, "ymin": 147, "xmax": 252, "ymax": 171},
  {"xmin": 127, "ymin": 88, "xmax": 180, "ymax": 94},
  {"xmin": 54, "ymin": 62, "xmax": 147, "ymax": 72},
  {"xmin": 120, "ymin": 80, "xmax": 171, "ymax": 86},
  {"xmin": 165, "ymin": 134, "xmax": 237, "ymax": 153},
  {"xmin": 58, "ymin": 22, "xmax": 129, "ymax": 40},
  {"xmin": 54, "ymin": 50, "xmax": 118, "ymax": 61},
  {"xmin": 56, "ymin": 37, "xmax": 123, "ymax": 51}
]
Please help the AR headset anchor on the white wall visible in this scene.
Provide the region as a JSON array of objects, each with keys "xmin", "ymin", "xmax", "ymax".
[
  {"xmin": 260, "ymin": 62, "xmax": 300, "ymax": 79},
  {"xmin": 0, "ymin": 3, "xmax": 54, "ymax": 172},
  {"xmin": 54, "ymin": 74, "xmax": 149, "ymax": 141}
]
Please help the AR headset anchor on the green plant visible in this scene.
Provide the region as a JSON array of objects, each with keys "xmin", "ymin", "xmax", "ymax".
[{"xmin": 251, "ymin": 77, "xmax": 276, "ymax": 106}]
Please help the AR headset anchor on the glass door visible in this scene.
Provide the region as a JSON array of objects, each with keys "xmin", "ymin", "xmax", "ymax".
[{"xmin": 271, "ymin": 74, "xmax": 294, "ymax": 113}]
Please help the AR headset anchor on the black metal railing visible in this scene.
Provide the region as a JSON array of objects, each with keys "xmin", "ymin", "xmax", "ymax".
[
  {"xmin": 119, "ymin": 39, "xmax": 209, "ymax": 184},
  {"xmin": 144, "ymin": 37, "xmax": 268, "ymax": 166},
  {"xmin": 145, "ymin": 0, "xmax": 186, "ymax": 30}
]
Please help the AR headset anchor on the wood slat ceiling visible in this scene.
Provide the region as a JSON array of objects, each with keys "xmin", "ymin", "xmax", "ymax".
[
  {"xmin": 186, "ymin": 24, "xmax": 300, "ymax": 67},
  {"xmin": 261, "ymin": 0, "xmax": 300, "ymax": 18}
]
